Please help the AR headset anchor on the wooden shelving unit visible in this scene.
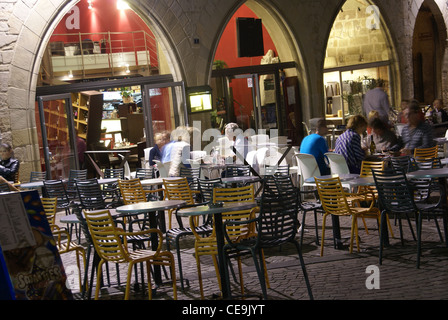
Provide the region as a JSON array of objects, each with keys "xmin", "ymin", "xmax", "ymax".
[{"xmin": 71, "ymin": 91, "xmax": 103, "ymax": 149}]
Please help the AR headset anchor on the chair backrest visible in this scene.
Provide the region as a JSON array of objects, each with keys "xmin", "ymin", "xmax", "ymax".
[
  {"xmin": 135, "ymin": 167, "xmax": 156, "ymax": 180},
  {"xmin": 29, "ymin": 171, "xmax": 46, "ymax": 182},
  {"xmin": 104, "ymin": 168, "xmax": 124, "ymax": 179},
  {"xmin": 257, "ymin": 174, "xmax": 299, "ymax": 246},
  {"xmin": 360, "ymin": 161, "xmax": 385, "ymax": 177},
  {"xmin": 43, "ymin": 180, "xmax": 71, "ymax": 207},
  {"xmin": 371, "ymin": 169, "xmax": 416, "ymax": 213},
  {"xmin": 390, "ymin": 155, "xmax": 414, "ymax": 173},
  {"xmin": 223, "ymin": 164, "xmax": 251, "ymax": 177},
  {"xmin": 413, "ymin": 157, "xmax": 442, "ymax": 169},
  {"xmin": 294, "ymin": 153, "xmax": 321, "ymax": 187},
  {"xmin": 163, "ymin": 177, "xmax": 195, "ymax": 205},
  {"xmin": 143, "ymin": 147, "xmax": 153, "ymax": 168},
  {"xmin": 314, "ymin": 176, "xmax": 352, "ymax": 216},
  {"xmin": 198, "ymin": 178, "xmax": 223, "ymax": 203},
  {"xmin": 0, "ymin": 182, "xmax": 11, "ymax": 192},
  {"xmin": 213, "ymin": 185, "xmax": 255, "ymax": 240},
  {"xmin": 118, "ymin": 178, "xmax": 147, "ymax": 204},
  {"xmin": 76, "ymin": 178, "xmax": 107, "ymax": 210},
  {"xmin": 325, "ymin": 152, "xmax": 350, "ymax": 175},
  {"xmin": 413, "ymin": 145, "xmax": 438, "ymax": 159},
  {"xmin": 83, "ymin": 209, "xmax": 128, "ymax": 263},
  {"xmin": 264, "ymin": 164, "xmax": 290, "ymax": 176},
  {"xmin": 179, "ymin": 167, "xmax": 201, "ymax": 190},
  {"xmin": 154, "ymin": 160, "xmax": 170, "ymax": 178},
  {"xmin": 67, "ymin": 169, "xmax": 88, "ymax": 192},
  {"xmin": 41, "ymin": 197, "xmax": 58, "ymax": 225}
]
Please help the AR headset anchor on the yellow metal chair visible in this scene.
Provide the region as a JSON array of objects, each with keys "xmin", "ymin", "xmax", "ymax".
[
  {"xmin": 315, "ymin": 176, "xmax": 382, "ymax": 256},
  {"xmin": 83, "ymin": 209, "xmax": 177, "ymax": 300},
  {"xmin": 43, "ymin": 197, "xmax": 87, "ymax": 293},
  {"xmin": 190, "ymin": 185, "xmax": 267, "ymax": 299},
  {"xmin": 413, "ymin": 145, "xmax": 438, "ymax": 160},
  {"xmin": 163, "ymin": 177, "xmax": 197, "ymax": 230},
  {"xmin": 118, "ymin": 178, "xmax": 163, "ymax": 205}
]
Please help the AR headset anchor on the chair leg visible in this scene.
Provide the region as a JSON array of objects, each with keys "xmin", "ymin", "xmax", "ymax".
[
  {"xmin": 125, "ymin": 262, "xmax": 134, "ymax": 300},
  {"xmin": 293, "ymin": 240, "xmax": 314, "ymax": 300},
  {"xmin": 300, "ymin": 211, "xmax": 307, "ymax": 246},
  {"xmin": 417, "ymin": 211, "xmax": 423, "ymax": 269},
  {"xmin": 95, "ymin": 260, "xmax": 105, "ymax": 300},
  {"xmin": 195, "ymin": 253, "xmax": 205, "ymax": 300},
  {"xmin": 254, "ymin": 248, "xmax": 268, "ymax": 299},
  {"xmin": 320, "ymin": 214, "xmax": 328, "ymax": 256},
  {"xmin": 236, "ymin": 256, "xmax": 245, "ymax": 296},
  {"xmin": 313, "ymin": 210, "xmax": 320, "ymax": 245},
  {"xmin": 260, "ymin": 249, "xmax": 270, "ymax": 289}
]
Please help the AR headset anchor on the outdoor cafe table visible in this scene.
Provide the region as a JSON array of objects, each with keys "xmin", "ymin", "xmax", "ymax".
[
  {"xmin": 176, "ymin": 201, "xmax": 258, "ymax": 300},
  {"xmin": 406, "ymin": 168, "xmax": 448, "ymax": 205}
]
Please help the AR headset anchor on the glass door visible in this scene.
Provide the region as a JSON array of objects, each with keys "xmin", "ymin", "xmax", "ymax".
[
  {"xmin": 36, "ymin": 94, "xmax": 79, "ymax": 180},
  {"xmin": 141, "ymin": 81, "xmax": 187, "ymax": 146}
]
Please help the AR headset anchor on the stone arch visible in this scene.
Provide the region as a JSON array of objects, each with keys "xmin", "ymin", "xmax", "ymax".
[
  {"xmin": 323, "ymin": 0, "xmax": 401, "ymax": 116},
  {"xmin": 412, "ymin": 0, "xmax": 448, "ymax": 104},
  {"xmin": 208, "ymin": 0, "xmax": 311, "ymax": 120}
]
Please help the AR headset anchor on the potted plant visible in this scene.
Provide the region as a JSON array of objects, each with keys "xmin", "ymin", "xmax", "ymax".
[{"xmin": 120, "ymin": 87, "xmax": 133, "ymax": 103}]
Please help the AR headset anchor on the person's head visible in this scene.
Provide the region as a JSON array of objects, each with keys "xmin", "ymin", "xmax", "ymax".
[
  {"xmin": 370, "ymin": 118, "xmax": 388, "ymax": 136},
  {"xmin": 433, "ymin": 99, "xmax": 444, "ymax": 111},
  {"xmin": 161, "ymin": 130, "xmax": 171, "ymax": 143},
  {"xmin": 407, "ymin": 99, "xmax": 424, "ymax": 126},
  {"xmin": 315, "ymin": 118, "xmax": 328, "ymax": 136},
  {"xmin": 154, "ymin": 132, "xmax": 165, "ymax": 148},
  {"xmin": 224, "ymin": 122, "xmax": 240, "ymax": 141},
  {"xmin": 0, "ymin": 143, "xmax": 13, "ymax": 161},
  {"xmin": 347, "ymin": 115, "xmax": 368, "ymax": 135},
  {"xmin": 401, "ymin": 99, "xmax": 410, "ymax": 111}
]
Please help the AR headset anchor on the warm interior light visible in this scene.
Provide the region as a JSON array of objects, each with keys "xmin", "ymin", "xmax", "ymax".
[
  {"xmin": 87, "ymin": 0, "xmax": 93, "ymax": 9},
  {"xmin": 68, "ymin": 70, "xmax": 73, "ymax": 78},
  {"xmin": 117, "ymin": 0, "xmax": 130, "ymax": 10}
]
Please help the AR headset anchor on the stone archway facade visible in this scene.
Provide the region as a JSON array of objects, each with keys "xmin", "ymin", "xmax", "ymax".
[{"xmin": 1, "ymin": 0, "xmax": 447, "ymax": 179}]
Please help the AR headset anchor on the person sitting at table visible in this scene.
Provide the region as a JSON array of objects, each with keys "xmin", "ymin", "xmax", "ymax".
[
  {"xmin": 397, "ymin": 99, "xmax": 410, "ymax": 124},
  {"xmin": 169, "ymin": 126, "xmax": 193, "ymax": 177},
  {"xmin": 400, "ymin": 99, "xmax": 435, "ymax": 156},
  {"xmin": 300, "ymin": 118, "xmax": 330, "ymax": 175},
  {"xmin": 430, "ymin": 98, "xmax": 448, "ymax": 124},
  {"xmin": 160, "ymin": 130, "xmax": 174, "ymax": 163},
  {"xmin": 0, "ymin": 143, "xmax": 20, "ymax": 182},
  {"xmin": 334, "ymin": 115, "xmax": 368, "ymax": 174},
  {"xmin": 148, "ymin": 132, "xmax": 166, "ymax": 166},
  {"xmin": 370, "ymin": 117, "xmax": 401, "ymax": 154}
]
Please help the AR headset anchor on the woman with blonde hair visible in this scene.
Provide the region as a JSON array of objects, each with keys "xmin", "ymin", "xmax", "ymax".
[{"xmin": 334, "ymin": 115, "xmax": 368, "ymax": 174}]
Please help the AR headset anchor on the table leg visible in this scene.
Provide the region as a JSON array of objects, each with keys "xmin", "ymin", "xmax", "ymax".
[
  {"xmin": 214, "ymin": 212, "xmax": 231, "ymax": 299},
  {"xmin": 148, "ymin": 213, "xmax": 162, "ymax": 285},
  {"xmin": 331, "ymin": 215, "xmax": 344, "ymax": 249}
]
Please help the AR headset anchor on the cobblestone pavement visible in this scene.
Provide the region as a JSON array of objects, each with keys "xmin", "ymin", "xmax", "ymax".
[{"xmin": 57, "ymin": 207, "xmax": 448, "ymax": 307}]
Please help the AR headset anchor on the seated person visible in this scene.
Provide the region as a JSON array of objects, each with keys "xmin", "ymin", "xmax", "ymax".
[
  {"xmin": 148, "ymin": 132, "xmax": 165, "ymax": 166},
  {"xmin": 160, "ymin": 130, "xmax": 174, "ymax": 163},
  {"xmin": 334, "ymin": 115, "xmax": 368, "ymax": 174},
  {"xmin": 400, "ymin": 99, "xmax": 435, "ymax": 156},
  {"xmin": 397, "ymin": 100, "xmax": 409, "ymax": 124},
  {"xmin": 168, "ymin": 126, "xmax": 193, "ymax": 177},
  {"xmin": 430, "ymin": 99, "xmax": 448, "ymax": 124},
  {"xmin": 0, "ymin": 143, "xmax": 19, "ymax": 182},
  {"xmin": 300, "ymin": 118, "xmax": 330, "ymax": 175},
  {"xmin": 370, "ymin": 118, "xmax": 401, "ymax": 154}
]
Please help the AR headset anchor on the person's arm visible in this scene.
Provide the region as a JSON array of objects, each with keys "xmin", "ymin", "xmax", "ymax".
[{"xmin": 0, "ymin": 159, "xmax": 19, "ymax": 179}]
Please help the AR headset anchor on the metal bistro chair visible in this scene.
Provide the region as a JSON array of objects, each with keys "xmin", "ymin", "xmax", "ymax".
[
  {"xmin": 223, "ymin": 174, "xmax": 313, "ymax": 300},
  {"xmin": 83, "ymin": 209, "xmax": 177, "ymax": 300},
  {"xmin": 413, "ymin": 145, "xmax": 438, "ymax": 160},
  {"xmin": 42, "ymin": 197, "xmax": 87, "ymax": 294},
  {"xmin": 314, "ymin": 176, "xmax": 382, "ymax": 256},
  {"xmin": 29, "ymin": 171, "xmax": 47, "ymax": 182},
  {"xmin": 190, "ymin": 184, "xmax": 261, "ymax": 300},
  {"xmin": 102, "ymin": 168, "xmax": 125, "ymax": 205},
  {"xmin": 66, "ymin": 169, "xmax": 88, "ymax": 200},
  {"xmin": 165, "ymin": 178, "xmax": 215, "ymax": 291},
  {"xmin": 179, "ymin": 166, "xmax": 202, "ymax": 201},
  {"xmin": 372, "ymin": 169, "xmax": 448, "ymax": 268}
]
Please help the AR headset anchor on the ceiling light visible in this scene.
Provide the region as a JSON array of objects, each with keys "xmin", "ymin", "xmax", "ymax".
[{"xmin": 117, "ymin": 0, "xmax": 130, "ymax": 10}]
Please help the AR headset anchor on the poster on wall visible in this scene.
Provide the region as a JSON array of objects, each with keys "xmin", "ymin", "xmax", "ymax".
[{"xmin": 0, "ymin": 191, "xmax": 73, "ymax": 300}]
